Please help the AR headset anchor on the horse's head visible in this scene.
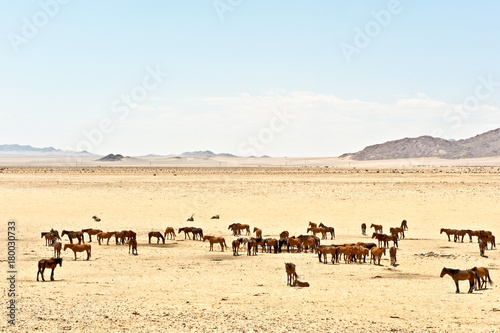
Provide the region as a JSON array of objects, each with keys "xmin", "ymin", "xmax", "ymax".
[
  {"xmin": 61, "ymin": 230, "xmax": 68, "ymax": 236},
  {"xmin": 56, "ymin": 258, "xmax": 63, "ymax": 266},
  {"xmin": 440, "ymin": 267, "xmax": 447, "ymax": 278},
  {"xmin": 63, "ymin": 244, "xmax": 70, "ymax": 250},
  {"xmin": 371, "ymin": 233, "xmax": 378, "ymax": 238}
]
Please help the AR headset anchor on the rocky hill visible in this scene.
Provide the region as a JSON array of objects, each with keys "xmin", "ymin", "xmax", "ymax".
[{"xmin": 342, "ymin": 128, "xmax": 500, "ymax": 160}]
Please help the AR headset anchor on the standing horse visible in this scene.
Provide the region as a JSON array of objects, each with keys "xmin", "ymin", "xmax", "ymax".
[
  {"xmin": 82, "ymin": 228, "xmax": 103, "ymax": 243},
  {"xmin": 232, "ymin": 239, "xmax": 240, "ymax": 256},
  {"xmin": 53, "ymin": 242, "xmax": 62, "ymax": 258},
  {"xmin": 253, "ymin": 227, "xmax": 262, "ymax": 238},
  {"xmin": 361, "ymin": 223, "xmax": 367, "ymax": 235},
  {"xmin": 178, "ymin": 227, "xmax": 194, "ymax": 239},
  {"xmin": 61, "ymin": 230, "xmax": 84, "ymax": 244},
  {"xmin": 192, "ymin": 228, "xmax": 204, "ymax": 240},
  {"xmin": 64, "ymin": 244, "xmax": 91, "ymax": 260},
  {"xmin": 471, "ymin": 267, "xmax": 493, "ymax": 289},
  {"xmin": 440, "ymin": 267, "xmax": 478, "ymax": 293},
  {"xmin": 319, "ymin": 223, "xmax": 335, "ymax": 239},
  {"xmin": 370, "ymin": 224, "xmax": 383, "ymax": 233},
  {"xmin": 285, "ymin": 263, "xmax": 298, "ymax": 286},
  {"xmin": 389, "ymin": 246, "xmax": 397, "ymax": 266},
  {"xmin": 129, "ymin": 238, "xmax": 138, "ymax": 255},
  {"xmin": 37, "ymin": 258, "xmax": 62, "ymax": 281},
  {"xmin": 203, "ymin": 235, "xmax": 227, "ymax": 252},
  {"xmin": 164, "ymin": 227, "xmax": 176, "ymax": 240},
  {"xmin": 401, "ymin": 220, "xmax": 408, "ymax": 230}
]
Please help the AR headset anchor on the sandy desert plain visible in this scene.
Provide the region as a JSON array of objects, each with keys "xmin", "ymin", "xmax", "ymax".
[{"xmin": 1, "ymin": 157, "xmax": 500, "ymax": 332}]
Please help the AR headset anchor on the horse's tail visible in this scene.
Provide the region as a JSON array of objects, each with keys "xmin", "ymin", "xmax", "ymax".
[
  {"xmin": 333, "ymin": 228, "xmax": 335, "ymax": 239},
  {"xmin": 487, "ymin": 272, "xmax": 493, "ymax": 286},
  {"xmin": 474, "ymin": 271, "xmax": 480, "ymax": 289}
]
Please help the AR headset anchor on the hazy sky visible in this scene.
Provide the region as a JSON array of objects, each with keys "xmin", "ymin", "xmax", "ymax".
[{"xmin": 1, "ymin": 1, "xmax": 499, "ymax": 156}]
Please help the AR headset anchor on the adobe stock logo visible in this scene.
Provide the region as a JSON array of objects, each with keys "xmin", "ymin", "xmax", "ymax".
[
  {"xmin": 237, "ymin": 108, "xmax": 295, "ymax": 156},
  {"xmin": 7, "ymin": 0, "xmax": 71, "ymax": 53},
  {"xmin": 340, "ymin": 0, "xmax": 403, "ymax": 64}
]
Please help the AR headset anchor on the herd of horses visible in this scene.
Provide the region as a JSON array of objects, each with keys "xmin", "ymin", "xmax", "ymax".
[{"xmin": 37, "ymin": 218, "xmax": 495, "ymax": 293}]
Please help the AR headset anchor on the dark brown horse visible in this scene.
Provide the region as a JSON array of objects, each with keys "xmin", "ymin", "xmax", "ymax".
[
  {"xmin": 440, "ymin": 267, "xmax": 478, "ymax": 293},
  {"xmin": 401, "ymin": 219, "xmax": 408, "ymax": 230},
  {"xmin": 361, "ymin": 223, "xmax": 367, "ymax": 235},
  {"xmin": 61, "ymin": 230, "xmax": 84, "ymax": 244},
  {"xmin": 148, "ymin": 231, "xmax": 165, "ymax": 244},
  {"xmin": 318, "ymin": 223, "xmax": 335, "ymax": 239},
  {"xmin": 37, "ymin": 258, "xmax": 62, "ymax": 281},
  {"xmin": 82, "ymin": 228, "xmax": 103, "ymax": 242},
  {"xmin": 178, "ymin": 227, "xmax": 193, "ymax": 239}
]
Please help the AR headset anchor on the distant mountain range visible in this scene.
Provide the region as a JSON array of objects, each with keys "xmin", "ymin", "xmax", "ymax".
[{"xmin": 342, "ymin": 128, "xmax": 500, "ymax": 160}]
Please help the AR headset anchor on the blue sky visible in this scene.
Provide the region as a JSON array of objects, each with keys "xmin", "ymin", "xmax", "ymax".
[{"xmin": 1, "ymin": 1, "xmax": 499, "ymax": 156}]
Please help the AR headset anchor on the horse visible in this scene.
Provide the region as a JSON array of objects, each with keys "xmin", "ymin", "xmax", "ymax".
[
  {"xmin": 471, "ymin": 267, "xmax": 493, "ymax": 290},
  {"xmin": 97, "ymin": 231, "xmax": 116, "ymax": 245},
  {"xmin": 370, "ymin": 224, "xmax": 383, "ymax": 233},
  {"xmin": 192, "ymin": 228, "xmax": 203, "ymax": 240},
  {"xmin": 479, "ymin": 240, "xmax": 487, "ymax": 257},
  {"xmin": 401, "ymin": 220, "xmax": 408, "ymax": 230},
  {"xmin": 187, "ymin": 213, "xmax": 194, "ymax": 222},
  {"xmin": 228, "ymin": 223, "xmax": 250, "ymax": 236},
  {"xmin": 287, "ymin": 237, "xmax": 302, "ymax": 253},
  {"xmin": 81, "ymin": 228, "xmax": 103, "ymax": 242},
  {"xmin": 389, "ymin": 246, "xmax": 397, "ymax": 266},
  {"xmin": 382, "ymin": 234, "xmax": 398, "ymax": 248},
  {"xmin": 253, "ymin": 227, "xmax": 262, "ymax": 238},
  {"xmin": 92, "ymin": 215, "xmax": 101, "ymax": 222},
  {"xmin": 178, "ymin": 227, "xmax": 194, "ymax": 239},
  {"xmin": 318, "ymin": 223, "xmax": 335, "ymax": 239},
  {"xmin": 236, "ymin": 237, "xmax": 249, "ymax": 253},
  {"xmin": 370, "ymin": 247, "xmax": 386, "ymax": 265},
  {"xmin": 64, "ymin": 244, "xmax": 91, "ymax": 260},
  {"xmin": 129, "ymin": 238, "xmax": 138, "ymax": 255},
  {"xmin": 440, "ymin": 267, "xmax": 479, "ymax": 293},
  {"xmin": 61, "ymin": 230, "xmax": 84, "ymax": 244},
  {"xmin": 53, "ymin": 242, "xmax": 62, "ymax": 258},
  {"xmin": 279, "ymin": 231, "xmax": 289, "ymax": 239},
  {"xmin": 308, "ymin": 221, "xmax": 317, "ymax": 228},
  {"xmin": 247, "ymin": 238, "xmax": 258, "ymax": 256},
  {"xmin": 285, "ymin": 263, "xmax": 298, "ymax": 286},
  {"xmin": 211, "ymin": 215, "xmax": 220, "ymax": 219},
  {"xmin": 479, "ymin": 234, "xmax": 496, "ymax": 249},
  {"xmin": 232, "ymin": 239, "xmax": 240, "ymax": 256},
  {"xmin": 41, "ymin": 232, "xmax": 56, "ymax": 246},
  {"xmin": 454, "ymin": 229, "xmax": 469, "ymax": 243},
  {"xmin": 50, "ymin": 229, "xmax": 61, "ymax": 241},
  {"xmin": 264, "ymin": 238, "xmax": 279, "ymax": 253},
  {"xmin": 37, "ymin": 258, "xmax": 62, "ymax": 281},
  {"xmin": 440, "ymin": 228, "xmax": 457, "ymax": 242},
  {"xmin": 361, "ymin": 223, "xmax": 367, "ymax": 235},
  {"xmin": 307, "ymin": 227, "xmax": 327, "ymax": 240},
  {"xmin": 315, "ymin": 245, "xmax": 337, "ymax": 264},
  {"xmin": 148, "ymin": 231, "xmax": 165, "ymax": 244},
  {"xmin": 298, "ymin": 234, "xmax": 320, "ymax": 252},
  {"xmin": 372, "ymin": 233, "xmax": 385, "ymax": 248},
  {"xmin": 389, "ymin": 227, "xmax": 405, "ymax": 239},
  {"xmin": 203, "ymin": 235, "xmax": 227, "ymax": 252},
  {"xmin": 164, "ymin": 227, "xmax": 176, "ymax": 240}
]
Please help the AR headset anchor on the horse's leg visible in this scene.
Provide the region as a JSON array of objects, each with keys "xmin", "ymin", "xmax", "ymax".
[
  {"xmin": 454, "ymin": 279, "xmax": 460, "ymax": 293},
  {"xmin": 74, "ymin": 251, "xmax": 77, "ymax": 260},
  {"xmin": 50, "ymin": 268, "xmax": 55, "ymax": 281},
  {"xmin": 41, "ymin": 267, "xmax": 45, "ymax": 282}
]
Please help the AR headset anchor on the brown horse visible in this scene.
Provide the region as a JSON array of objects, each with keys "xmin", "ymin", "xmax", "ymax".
[
  {"xmin": 264, "ymin": 238, "xmax": 279, "ymax": 253},
  {"xmin": 64, "ymin": 244, "xmax": 91, "ymax": 260},
  {"xmin": 41, "ymin": 232, "xmax": 56, "ymax": 246},
  {"xmin": 361, "ymin": 223, "xmax": 367, "ymax": 235},
  {"xmin": 285, "ymin": 263, "xmax": 298, "ymax": 286},
  {"xmin": 401, "ymin": 219, "xmax": 408, "ymax": 230},
  {"xmin": 192, "ymin": 228, "xmax": 203, "ymax": 240},
  {"xmin": 307, "ymin": 227, "xmax": 327, "ymax": 240},
  {"xmin": 37, "ymin": 258, "xmax": 62, "ymax": 281},
  {"xmin": 164, "ymin": 227, "xmax": 176, "ymax": 240},
  {"xmin": 279, "ymin": 231, "xmax": 289, "ymax": 239},
  {"xmin": 389, "ymin": 246, "xmax": 397, "ymax": 266},
  {"xmin": 308, "ymin": 221, "xmax": 317, "ymax": 228},
  {"xmin": 479, "ymin": 234, "xmax": 496, "ymax": 249},
  {"xmin": 318, "ymin": 223, "xmax": 335, "ymax": 240},
  {"xmin": 148, "ymin": 231, "xmax": 165, "ymax": 244},
  {"xmin": 253, "ymin": 227, "xmax": 262, "ymax": 238},
  {"xmin": 471, "ymin": 267, "xmax": 493, "ymax": 290},
  {"xmin": 61, "ymin": 230, "xmax": 84, "ymax": 244},
  {"xmin": 228, "ymin": 223, "xmax": 250, "ymax": 236},
  {"xmin": 479, "ymin": 240, "xmax": 487, "ymax": 257},
  {"xmin": 370, "ymin": 247, "xmax": 386, "ymax": 265},
  {"xmin": 440, "ymin": 267, "xmax": 478, "ymax": 293},
  {"xmin": 370, "ymin": 224, "xmax": 383, "ymax": 233},
  {"xmin": 97, "ymin": 231, "xmax": 116, "ymax": 245},
  {"xmin": 129, "ymin": 238, "xmax": 138, "ymax": 255},
  {"xmin": 389, "ymin": 227, "xmax": 405, "ymax": 239},
  {"xmin": 232, "ymin": 239, "xmax": 240, "ymax": 256},
  {"xmin": 287, "ymin": 237, "xmax": 302, "ymax": 253},
  {"xmin": 440, "ymin": 228, "xmax": 457, "ymax": 242},
  {"xmin": 454, "ymin": 229, "xmax": 469, "ymax": 243},
  {"xmin": 203, "ymin": 235, "xmax": 227, "ymax": 252},
  {"xmin": 178, "ymin": 227, "xmax": 194, "ymax": 239},
  {"xmin": 82, "ymin": 228, "xmax": 103, "ymax": 242},
  {"xmin": 315, "ymin": 245, "xmax": 337, "ymax": 264},
  {"xmin": 53, "ymin": 242, "xmax": 62, "ymax": 258}
]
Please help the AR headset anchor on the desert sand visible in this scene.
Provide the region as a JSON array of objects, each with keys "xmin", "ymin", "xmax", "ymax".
[{"xmin": 1, "ymin": 164, "xmax": 499, "ymax": 332}]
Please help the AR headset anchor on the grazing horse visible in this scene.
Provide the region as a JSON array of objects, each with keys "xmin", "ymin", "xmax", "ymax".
[
  {"xmin": 82, "ymin": 228, "xmax": 103, "ymax": 242},
  {"xmin": 203, "ymin": 235, "xmax": 227, "ymax": 252},
  {"xmin": 53, "ymin": 242, "xmax": 62, "ymax": 258},
  {"xmin": 41, "ymin": 232, "xmax": 56, "ymax": 246},
  {"xmin": 440, "ymin": 228, "xmax": 457, "ymax": 242},
  {"xmin": 129, "ymin": 238, "xmax": 138, "ymax": 255},
  {"xmin": 187, "ymin": 214, "xmax": 194, "ymax": 222},
  {"xmin": 361, "ymin": 223, "xmax": 367, "ymax": 235},
  {"xmin": 253, "ymin": 227, "xmax": 262, "ymax": 238},
  {"xmin": 319, "ymin": 223, "xmax": 335, "ymax": 239},
  {"xmin": 232, "ymin": 239, "xmax": 240, "ymax": 256},
  {"xmin": 479, "ymin": 240, "xmax": 487, "ymax": 257},
  {"xmin": 61, "ymin": 230, "xmax": 84, "ymax": 244},
  {"xmin": 92, "ymin": 215, "xmax": 101, "ymax": 222},
  {"xmin": 97, "ymin": 231, "xmax": 116, "ymax": 245},
  {"xmin": 64, "ymin": 244, "xmax": 91, "ymax": 260},
  {"xmin": 401, "ymin": 220, "xmax": 408, "ymax": 230},
  {"xmin": 315, "ymin": 245, "xmax": 337, "ymax": 264},
  {"xmin": 211, "ymin": 215, "xmax": 220, "ymax": 219},
  {"xmin": 164, "ymin": 227, "xmax": 176, "ymax": 240},
  {"xmin": 370, "ymin": 247, "xmax": 386, "ymax": 265},
  {"xmin": 37, "ymin": 258, "xmax": 62, "ymax": 281},
  {"xmin": 148, "ymin": 231, "xmax": 165, "ymax": 244},
  {"xmin": 440, "ymin": 267, "xmax": 478, "ymax": 293},
  {"xmin": 370, "ymin": 224, "xmax": 383, "ymax": 233},
  {"xmin": 389, "ymin": 246, "xmax": 397, "ymax": 266},
  {"xmin": 279, "ymin": 231, "xmax": 289, "ymax": 239},
  {"xmin": 471, "ymin": 267, "xmax": 493, "ymax": 290},
  {"xmin": 479, "ymin": 234, "xmax": 496, "ymax": 249},
  {"xmin": 178, "ymin": 227, "xmax": 194, "ymax": 239},
  {"xmin": 285, "ymin": 263, "xmax": 298, "ymax": 286},
  {"xmin": 307, "ymin": 227, "xmax": 327, "ymax": 240}
]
